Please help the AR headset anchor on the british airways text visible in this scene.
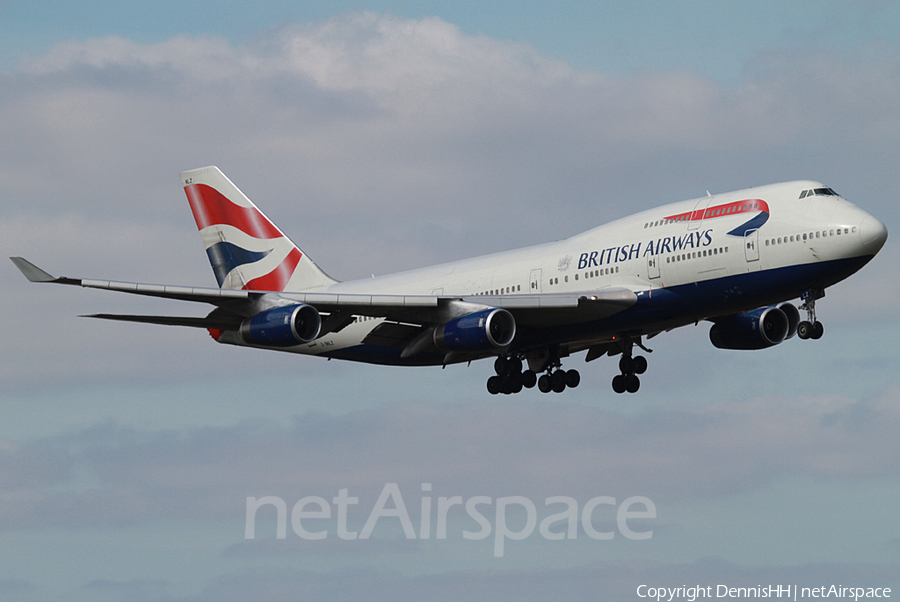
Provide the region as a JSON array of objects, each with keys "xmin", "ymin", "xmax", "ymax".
[{"xmin": 577, "ymin": 229, "xmax": 714, "ymax": 270}]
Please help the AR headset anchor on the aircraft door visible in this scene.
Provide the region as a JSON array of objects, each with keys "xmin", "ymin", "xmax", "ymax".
[
  {"xmin": 647, "ymin": 255, "xmax": 660, "ymax": 279},
  {"xmin": 529, "ymin": 269, "xmax": 542, "ymax": 293},
  {"xmin": 744, "ymin": 229, "xmax": 760, "ymax": 262}
]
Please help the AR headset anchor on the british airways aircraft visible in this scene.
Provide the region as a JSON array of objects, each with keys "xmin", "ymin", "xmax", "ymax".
[{"xmin": 12, "ymin": 166, "xmax": 887, "ymax": 394}]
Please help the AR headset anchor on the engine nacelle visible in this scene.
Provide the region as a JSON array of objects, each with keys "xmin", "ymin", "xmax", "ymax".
[
  {"xmin": 709, "ymin": 305, "xmax": 790, "ymax": 350},
  {"xmin": 778, "ymin": 302, "xmax": 800, "ymax": 340},
  {"xmin": 240, "ymin": 304, "xmax": 321, "ymax": 347},
  {"xmin": 434, "ymin": 308, "xmax": 516, "ymax": 351}
]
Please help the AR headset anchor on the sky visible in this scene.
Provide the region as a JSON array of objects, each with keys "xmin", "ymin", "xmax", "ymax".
[{"xmin": 2, "ymin": 1, "xmax": 900, "ymax": 600}]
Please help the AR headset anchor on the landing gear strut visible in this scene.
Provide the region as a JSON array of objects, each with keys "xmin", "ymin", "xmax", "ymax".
[
  {"xmin": 611, "ymin": 337, "xmax": 649, "ymax": 394},
  {"xmin": 487, "ymin": 353, "xmax": 579, "ymax": 395},
  {"xmin": 797, "ymin": 288, "xmax": 825, "ymax": 340}
]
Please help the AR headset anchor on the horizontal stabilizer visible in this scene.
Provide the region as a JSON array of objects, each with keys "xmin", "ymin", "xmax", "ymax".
[{"xmin": 82, "ymin": 313, "xmax": 243, "ymax": 329}]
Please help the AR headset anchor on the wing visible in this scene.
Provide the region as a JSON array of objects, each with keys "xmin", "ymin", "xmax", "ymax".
[{"xmin": 11, "ymin": 257, "xmax": 636, "ymax": 336}]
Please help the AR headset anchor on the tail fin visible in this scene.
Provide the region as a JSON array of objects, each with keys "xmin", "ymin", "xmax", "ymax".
[{"xmin": 180, "ymin": 166, "xmax": 337, "ymax": 292}]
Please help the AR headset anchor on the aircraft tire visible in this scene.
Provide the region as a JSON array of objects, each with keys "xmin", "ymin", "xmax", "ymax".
[
  {"xmin": 633, "ymin": 356, "xmax": 647, "ymax": 375},
  {"xmin": 551, "ymin": 370, "xmax": 567, "ymax": 392},
  {"xmin": 509, "ymin": 357, "xmax": 523, "ymax": 374},
  {"xmin": 612, "ymin": 374, "xmax": 627, "ymax": 394},
  {"xmin": 487, "ymin": 376, "xmax": 502, "ymax": 395},
  {"xmin": 812, "ymin": 321, "xmax": 824, "ymax": 339},
  {"xmin": 626, "ymin": 374, "xmax": 640, "ymax": 393},
  {"xmin": 566, "ymin": 369, "xmax": 580, "ymax": 388},
  {"xmin": 522, "ymin": 370, "xmax": 537, "ymax": 388},
  {"xmin": 508, "ymin": 372, "xmax": 523, "ymax": 394},
  {"xmin": 797, "ymin": 321, "xmax": 811, "ymax": 339},
  {"xmin": 538, "ymin": 374, "xmax": 553, "ymax": 393}
]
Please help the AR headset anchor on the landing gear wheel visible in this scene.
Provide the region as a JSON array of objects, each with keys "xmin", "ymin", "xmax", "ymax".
[
  {"xmin": 612, "ymin": 374, "xmax": 627, "ymax": 394},
  {"xmin": 522, "ymin": 370, "xmax": 537, "ymax": 389},
  {"xmin": 625, "ymin": 374, "xmax": 641, "ymax": 393},
  {"xmin": 509, "ymin": 357, "xmax": 523, "ymax": 374},
  {"xmin": 494, "ymin": 356, "xmax": 509, "ymax": 376},
  {"xmin": 812, "ymin": 321, "xmax": 824, "ymax": 339},
  {"xmin": 566, "ymin": 369, "xmax": 580, "ymax": 388},
  {"xmin": 538, "ymin": 374, "xmax": 553, "ymax": 393},
  {"xmin": 797, "ymin": 321, "xmax": 812, "ymax": 340},
  {"xmin": 487, "ymin": 376, "xmax": 501, "ymax": 395},
  {"xmin": 633, "ymin": 356, "xmax": 647, "ymax": 375},
  {"xmin": 619, "ymin": 356, "xmax": 634, "ymax": 374},
  {"xmin": 551, "ymin": 370, "xmax": 567, "ymax": 393}
]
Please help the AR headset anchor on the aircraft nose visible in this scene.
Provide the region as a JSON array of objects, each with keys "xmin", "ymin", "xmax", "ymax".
[{"xmin": 859, "ymin": 214, "xmax": 888, "ymax": 254}]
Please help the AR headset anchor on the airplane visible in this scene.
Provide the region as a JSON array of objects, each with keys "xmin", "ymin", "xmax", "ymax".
[{"xmin": 11, "ymin": 166, "xmax": 888, "ymax": 395}]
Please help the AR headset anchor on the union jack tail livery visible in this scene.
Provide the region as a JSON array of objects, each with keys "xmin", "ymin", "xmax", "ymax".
[{"xmin": 180, "ymin": 166, "xmax": 336, "ymax": 292}]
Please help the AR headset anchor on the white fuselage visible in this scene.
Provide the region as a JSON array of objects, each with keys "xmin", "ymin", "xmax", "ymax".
[{"xmin": 286, "ymin": 180, "xmax": 884, "ymax": 362}]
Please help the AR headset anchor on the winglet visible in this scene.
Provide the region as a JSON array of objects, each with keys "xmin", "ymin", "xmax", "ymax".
[{"xmin": 10, "ymin": 257, "xmax": 57, "ymax": 282}]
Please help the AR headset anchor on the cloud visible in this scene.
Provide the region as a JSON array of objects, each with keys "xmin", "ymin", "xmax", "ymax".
[
  {"xmin": 1, "ymin": 389, "xmax": 898, "ymax": 531},
  {"xmin": 2, "ymin": 13, "xmax": 899, "ymax": 392}
]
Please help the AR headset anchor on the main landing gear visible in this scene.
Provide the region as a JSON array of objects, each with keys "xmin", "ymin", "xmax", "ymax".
[
  {"xmin": 609, "ymin": 337, "xmax": 651, "ymax": 394},
  {"xmin": 487, "ymin": 355, "xmax": 580, "ymax": 395},
  {"xmin": 797, "ymin": 288, "xmax": 825, "ymax": 340}
]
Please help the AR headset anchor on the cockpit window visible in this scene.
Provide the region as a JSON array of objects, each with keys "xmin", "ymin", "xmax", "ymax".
[{"xmin": 799, "ymin": 188, "xmax": 840, "ymax": 199}]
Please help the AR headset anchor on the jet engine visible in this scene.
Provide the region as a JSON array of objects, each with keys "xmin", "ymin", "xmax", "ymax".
[
  {"xmin": 778, "ymin": 302, "xmax": 800, "ymax": 340},
  {"xmin": 240, "ymin": 304, "xmax": 321, "ymax": 347},
  {"xmin": 434, "ymin": 308, "xmax": 516, "ymax": 351},
  {"xmin": 709, "ymin": 305, "xmax": 791, "ymax": 350}
]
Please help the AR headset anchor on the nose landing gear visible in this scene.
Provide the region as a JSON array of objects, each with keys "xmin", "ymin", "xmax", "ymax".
[{"xmin": 797, "ymin": 288, "xmax": 825, "ymax": 340}]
